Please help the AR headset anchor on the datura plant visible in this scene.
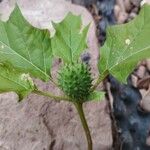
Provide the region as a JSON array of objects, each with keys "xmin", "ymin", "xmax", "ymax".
[{"xmin": 0, "ymin": 4, "xmax": 150, "ymax": 150}]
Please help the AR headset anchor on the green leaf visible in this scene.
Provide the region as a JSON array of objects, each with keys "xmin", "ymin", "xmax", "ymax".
[
  {"xmin": 98, "ymin": 4, "xmax": 150, "ymax": 83},
  {"xmin": 87, "ymin": 91, "xmax": 105, "ymax": 101},
  {"xmin": 51, "ymin": 12, "xmax": 89, "ymax": 64},
  {"xmin": 0, "ymin": 64, "xmax": 35, "ymax": 101},
  {"xmin": 0, "ymin": 5, "xmax": 53, "ymax": 81}
]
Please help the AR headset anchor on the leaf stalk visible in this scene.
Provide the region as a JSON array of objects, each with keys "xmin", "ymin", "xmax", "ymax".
[
  {"xmin": 91, "ymin": 71, "xmax": 109, "ymax": 91},
  {"xmin": 33, "ymin": 89, "xmax": 70, "ymax": 101}
]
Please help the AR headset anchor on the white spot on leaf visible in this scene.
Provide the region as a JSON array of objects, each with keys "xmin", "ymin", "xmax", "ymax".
[
  {"xmin": 21, "ymin": 73, "xmax": 28, "ymax": 81},
  {"xmin": 125, "ymin": 39, "xmax": 131, "ymax": 45},
  {"xmin": 1, "ymin": 45, "xmax": 4, "ymax": 49},
  {"xmin": 20, "ymin": 73, "xmax": 34, "ymax": 86}
]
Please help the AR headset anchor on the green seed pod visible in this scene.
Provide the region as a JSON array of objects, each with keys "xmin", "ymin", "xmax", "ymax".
[{"xmin": 58, "ymin": 63, "xmax": 92, "ymax": 102}]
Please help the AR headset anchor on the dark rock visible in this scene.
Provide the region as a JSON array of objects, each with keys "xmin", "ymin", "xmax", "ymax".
[
  {"xmin": 109, "ymin": 76, "xmax": 150, "ymax": 150},
  {"xmin": 72, "ymin": 0, "xmax": 97, "ymax": 7},
  {"xmin": 81, "ymin": 52, "xmax": 91, "ymax": 64},
  {"xmin": 96, "ymin": 0, "xmax": 116, "ymax": 45},
  {"xmin": 72, "ymin": 0, "xmax": 116, "ymax": 45}
]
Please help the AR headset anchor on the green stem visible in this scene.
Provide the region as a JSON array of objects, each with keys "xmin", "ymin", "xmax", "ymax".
[
  {"xmin": 74, "ymin": 102, "xmax": 93, "ymax": 150},
  {"xmin": 91, "ymin": 70, "xmax": 109, "ymax": 91},
  {"xmin": 33, "ymin": 89, "xmax": 70, "ymax": 101}
]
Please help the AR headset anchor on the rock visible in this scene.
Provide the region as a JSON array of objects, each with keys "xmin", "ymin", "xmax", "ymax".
[
  {"xmin": 0, "ymin": 93, "xmax": 51, "ymax": 150},
  {"xmin": 124, "ymin": 0, "xmax": 131, "ymax": 12},
  {"xmin": 96, "ymin": 0, "xmax": 116, "ymax": 45},
  {"xmin": 117, "ymin": 12, "xmax": 128, "ymax": 24},
  {"xmin": 135, "ymin": 65, "xmax": 146, "ymax": 79},
  {"xmin": 139, "ymin": 89, "xmax": 148, "ymax": 97},
  {"xmin": 140, "ymin": 92, "xmax": 150, "ymax": 112},
  {"xmin": 116, "ymin": 0, "xmax": 126, "ymax": 12},
  {"xmin": 0, "ymin": 0, "xmax": 112, "ymax": 150},
  {"xmin": 131, "ymin": 75, "xmax": 138, "ymax": 87},
  {"xmin": 114, "ymin": 5, "xmax": 121, "ymax": 19},
  {"xmin": 130, "ymin": 0, "xmax": 141, "ymax": 7},
  {"xmin": 146, "ymin": 136, "xmax": 150, "ymax": 146},
  {"xmin": 109, "ymin": 76, "xmax": 150, "ymax": 150},
  {"xmin": 137, "ymin": 76, "xmax": 150, "ymax": 90},
  {"xmin": 128, "ymin": 12, "xmax": 137, "ymax": 20},
  {"xmin": 72, "ymin": 0, "xmax": 96, "ymax": 6},
  {"xmin": 115, "ymin": 0, "xmax": 129, "ymax": 24},
  {"xmin": 146, "ymin": 59, "xmax": 150, "ymax": 72},
  {"xmin": 132, "ymin": 6, "xmax": 139, "ymax": 13}
]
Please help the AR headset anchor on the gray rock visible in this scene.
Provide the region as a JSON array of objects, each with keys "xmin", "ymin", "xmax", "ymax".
[
  {"xmin": 141, "ymin": 91, "xmax": 150, "ymax": 112},
  {"xmin": 0, "ymin": 0, "xmax": 112, "ymax": 150}
]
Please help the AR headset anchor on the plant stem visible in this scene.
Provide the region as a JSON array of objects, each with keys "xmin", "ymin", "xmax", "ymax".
[
  {"xmin": 33, "ymin": 89, "xmax": 70, "ymax": 101},
  {"xmin": 74, "ymin": 102, "xmax": 93, "ymax": 150},
  {"xmin": 91, "ymin": 70, "xmax": 109, "ymax": 91}
]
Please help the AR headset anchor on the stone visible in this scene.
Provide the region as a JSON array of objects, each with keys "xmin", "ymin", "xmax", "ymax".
[
  {"xmin": 117, "ymin": 12, "xmax": 128, "ymax": 24},
  {"xmin": 137, "ymin": 76, "xmax": 150, "ymax": 90},
  {"xmin": 140, "ymin": 92, "xmax": 150, "ymax": 112},
  {"xmin": 130, "ymin": 0, "xmax": 141, "ymax": 7},
  {"xmin": 131, "ymin": 75, "xmax": 138, "ymax": 87},
  {"xmin": 116, "ymin": 0, "xmax": 126, "ymax": 12},
  {"xmin": 135, "ymin": 65, "xmax": 146, "ymax": 79},
  {"xmin": 0, "ymin": 0, "xmax": 112, "ymax": 150},
  {"xmin": 128, "ymin": 12, "xmax": 137, "ymax": 20},
  {"xmin": 114, "ymin": 5, "xmax": 121, "ymax": 19},
  {"xmin": 146, "ymin": 59, "xmax": 150, "ymax": 72},
  {"xmin": 124, "ymin": 0, "xmax": 131, "ymax": 12},
  {"xmin": 146, "ymin": 136, "xmax": 150, "ymax": 146}
]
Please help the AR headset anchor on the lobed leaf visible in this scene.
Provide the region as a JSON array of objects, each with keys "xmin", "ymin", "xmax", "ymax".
[
  {"xmin": 0, "ymin": 5, "xmax": 53, "ymax": 81},
  {"xmin": 98, "ymin": 4, "xmax": 150, "ymax": 83},
  {"xmin": 0, "ymin": 64, "xmax": 35, "ymax": 101},
  {"xmin": 87, "ymin": 91, "xmax": 105, "ymax": 101},
  {"xmin": 51, "ymin": 12, "xmax": 89, "ymax": 64}
]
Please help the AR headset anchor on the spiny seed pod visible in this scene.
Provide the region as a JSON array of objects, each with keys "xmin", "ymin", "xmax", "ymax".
[{"xmin": 58, "ymin": 63, "xmax": 93, "ymax": 102}]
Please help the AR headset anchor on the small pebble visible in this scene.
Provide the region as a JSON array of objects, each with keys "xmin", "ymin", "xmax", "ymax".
[
  {"xmin": 131, "ymin": 75, "xmax": 138, "ymax": 87},
  {"xmin": 124, "ymin": 0, "xmax": 131, "ymax": 12},
  {"xmin": 146, "ymin": 136, "xmax": 150, "ymax": 146},
  {"xmin": 137, "ymin": 76, "xmax": 150, "ymax": 90},
  {"xmin": 117, "ymin": 12, "xmax": 128, "ymax": 24},
  {"xmin": 132, "ymin": 7, "xmax": 139, "ymax": 13},
  {"xmin": 81, "ymin": 52, "xmax": 91, "ymax": 64},
  {"xmin": 146, "ymin": 59, "xmax": 150, "ymax": 72},
  {"xmin": 116, "ymin": 0, "xmax": 126, "ymax": 12},
  {"xmin": 139, "ymin": 89, "xmax": 147, "ymax": 97},
  {"xmin": 131, "ymin": 0, "xmax": 140, "ymax": 7},
  {"xmin": 129, "ymin": 12, "xmax": 137, "ymax": 19},
  {"xmin": 140, "ymin": 60, "xmax": 146, "ymax": 66},
  {"xmin": 140, "ymin": 92, "xmax": 150, "ymax": 112},
  {"xmin": 135, "ymin": 65, "xmax": 146, "ymax": 79},
  {"xmin": 114, "ymin": 5, "xmax": 121, "ymax": 19}
]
